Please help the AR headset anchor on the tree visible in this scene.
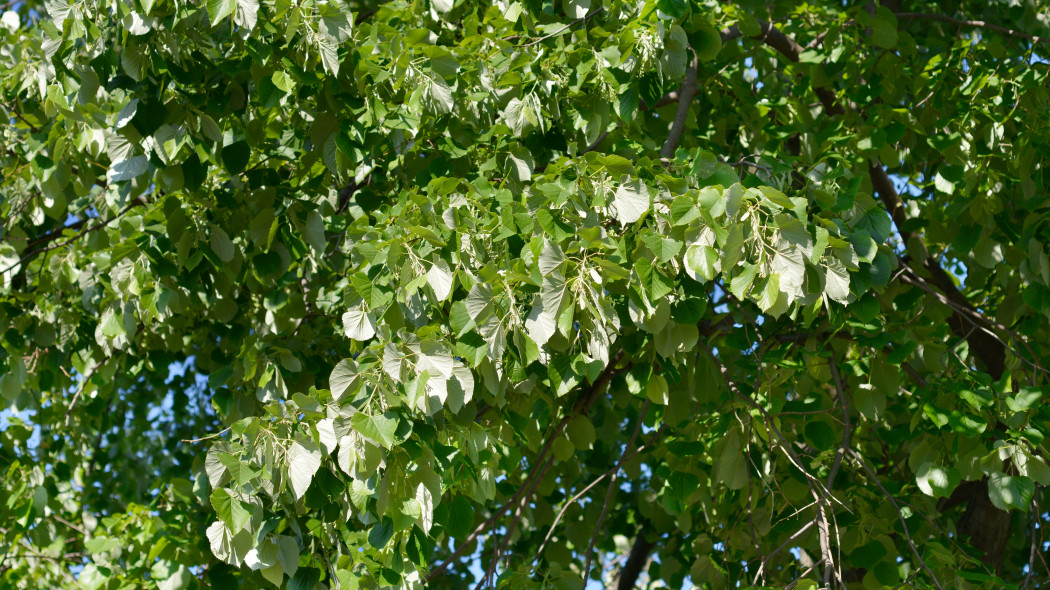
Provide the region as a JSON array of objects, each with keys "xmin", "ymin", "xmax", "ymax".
[{"xmin": 2, "ymin": 0, "xmax": 1050, "ymax": 587}]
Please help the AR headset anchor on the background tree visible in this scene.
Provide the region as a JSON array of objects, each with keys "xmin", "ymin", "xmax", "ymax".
[{"xmin": 2, "ymin": 0, "xmax": 1050, "ymax": 588}]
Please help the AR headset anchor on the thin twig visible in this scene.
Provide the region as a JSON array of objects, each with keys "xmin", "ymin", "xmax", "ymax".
[
  {"xmin": 897, "ymin": 12, "xmax": 1049, "ymax": 45},
  {"xmin": 752, "ymin": 520, "xmax": 816, "ymax": 585},
  {"xmin": 181, "ymin": 427, "xmax": 232, "ymax": 444},
  {"xmin": 428, "ymin": 351, "xmax": 627, "ymax": 583},
  {"xmin": 476, "ymin": 457, "xmax": 555, "ymax": 589},
  {"xmin": 534, "ymin": 424, "xmax": 666, "ymax": 559},
  {"xmin": 519, "ymin": 8, "xmax": 603, "ymax": 48},
  {"xmin": 581, "ymin": 400, "xmax": 651, "ymax": 584},
  {"xmin": 848, "ymin": 449, "xmax": 944, "ymax": 590},
  {"xmin": 64, "ymin": 359, "xmax": 106, "ymax": 427}
]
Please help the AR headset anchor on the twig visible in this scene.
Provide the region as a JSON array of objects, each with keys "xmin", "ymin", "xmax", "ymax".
[
  {"xmin": 519, "ymin": 8, "xmax": 603, "ymax": 48},
  {"xmin": 534, "ymin": 424, "xmax": 666, "ymax": 559},
  {"xmin": 752, "ymin": 520, "xmax": 816, "ymax": 585},
  {"xmin": 897, "ymin": 12, "xmax": 1049, "ymax": 45},
  {"xmin": 476, "ymin": 457, "xmax": 554, "ymax": 589},
  {"xmin": 64, "ymin": 357, "xmax": 110, "ymax": 427},
  {"xmin": 428, "ymin": 351, "xmax": 627, "ymax": 583},
  {"xmin": 848, "ymin": 449, "xmax": 944, "ymax": 590},
  {"xmin": 581, "ymin": 400, "xmax": 650, "ymax": 584},
  {"xmin": 181, "ymin": 427, "xmax": 232, "ymax": 444},
  {"xmin": 52, "ymin": 516, "xmax": 85, "ymax": 536},
  {"xmin": 1, "ymin": 197, "xmax": 149, "ymax": 278}
]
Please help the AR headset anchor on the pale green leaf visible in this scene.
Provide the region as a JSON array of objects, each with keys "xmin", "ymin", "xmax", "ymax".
[
  {"xmin": 329, "ymin": 359, "xmax": 360, "ymax": 402},
  {"xmin": 824, "ymin": 257, "xmax": 851, "ymax": 303},
  {"xmin": 206, "ymin": 0, "xmax": 235, "ymax": 25},
  {"xmin": 342, "ymin": 307, "xmax": 377, "ymax": 341},
  {"xmin": 610, "ymin": 178, "xmax": 650, "ymax": 225},
  {"xmin": 287, "ymin": 440, "xmax": 321, "ymax": 500},
  {"xmin": 427, "ymin": 260, "xmax": 454, "ymax": 301}
]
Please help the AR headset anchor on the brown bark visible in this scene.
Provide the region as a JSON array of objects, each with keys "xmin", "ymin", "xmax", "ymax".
[{"xmin": 614, "ymin": 533, "xmax": 654, "ymax": 590}]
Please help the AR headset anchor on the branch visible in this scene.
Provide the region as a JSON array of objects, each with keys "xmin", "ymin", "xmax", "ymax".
[
  {"xmin": 1, "ymin": 197, "xmax": 149, "ymax": 279},
  {"xmin": 428, "ymin": 350, "xmax": 627, "ymax": 583},
  {"xmin": 615, "ymin": 532, "xmax": 655, "ymax": 590},
  {"xmin": 476, "ymin": 457, "xmax": 554, "ymax": 589},
  {"xmin": 519, "ymin": 7, "xmax": 603, "ymax": 48},
  {"xmin": 64, "ymin": 356, "xmax": 111, "ymax": 427},
  {"xmin": 581, "ymin": 399, "xmax": 650, "ymax": 584},
  {"xmin": 726, "ymin": 16, "xmax": 1010, "ymax": 384},
  {"xmin": 659, "ymin": 57, "xmax": 699, "ymax": 158},
  {"xmin": 181, "ymin": 427, "xmax": 232, "ymax": 444},
  {"xmin": 897, "ymin": 12, "xmax": 1049, "ymax": 45},
  {"xmin": 848, "ymin": 449, "xmax": 944, "ymax": 590},
  {"xmin": 752, "ymin": 520, "xmax": 816, "ymax": 585},
  {"xmin": 720, "ymin": 20, "xmax": 843, "ymax": 115},
  {"xmin": 534, "ymin": 424, "xmax": 666, "ymax": 559},
  {"xmin": 817, "ymin": 355, "xmax": 852, "ymax": 588}
]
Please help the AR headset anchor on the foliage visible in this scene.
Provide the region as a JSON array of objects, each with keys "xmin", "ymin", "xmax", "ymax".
[{"xmin": 2, "ymin": 0, "xmax": 1050, "ymax": 588}]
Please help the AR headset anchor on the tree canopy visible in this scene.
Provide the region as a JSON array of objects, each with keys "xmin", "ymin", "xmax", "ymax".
[{"xmin": 3, "ymin": 0, "xmax": 1050, "ymax": 588}]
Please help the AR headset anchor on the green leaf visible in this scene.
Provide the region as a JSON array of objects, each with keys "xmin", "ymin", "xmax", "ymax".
[
  {"xmin": 729, "ymin": 263, "xmax": 758, "ymax": 299},
  {"xmin": 207, "ymin": 0, "xmax": 235, "ymax": 24},
  {"xmin": 272, "ymin": 71, "xmax": 294, "ymax": 92},
  {"xmin": 447, "ymin": 497, "xmax": 474, "ymax": 538},
  {"xmin": 871, "ymin": 7, "xmax": 898, "ymax": 49},
  {"xmin": 987, "ymin": 472, "xmax": 1034, "ymax": 511},
  {"xmin": 427, "ymin": 260, "xmax": 454, "ymax": 301},
  {"xmin": 211, "ymin": 488, "xmax": 252, "ymax": 532},
  {"xmin": 854, "ymin": 384, "xmax": 885, "ymax": 422},
  {"xmin": 415, "ymin": 483, "xmax": 434, "ymax": 534},
  {"xmin": 222, "ymin": 141, "xmax": 250, "ymax": 175},
  {"xmin": 1006, "ymin": 387, "xmax": 1042, "ymax": 412},
  {"xmin": 566, "ymin": 415, "xmax": 595, "ymax": 450},
  {"xmin": 824, "ymin": 258, "xmax": 851, "ymax": 303},
  {"xmin": 849, "ymin": 540, "xmax": 887, "ymax": 570},
  {"xmin": 687, "ymin": 22, "xmax": 722, "ymax": 62},
  {"xmin": 108, "ymin": 155, "xmax": 149, "ymax": 183},
  {"xmin": 685, "ymin": 244, "xmax": 718, "ymax": 283},
  {"xmin": 915, "ymin": 462, "xmax": 960, "ymax": 498},
  {"xmin": 351, "ymin": 412, "xmax": 399, "ymax": 449}
]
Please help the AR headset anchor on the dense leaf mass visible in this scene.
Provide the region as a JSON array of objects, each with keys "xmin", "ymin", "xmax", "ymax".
[{"xmin": 2, "ymin": 0, "xmax": 1050, "ymax": 588}]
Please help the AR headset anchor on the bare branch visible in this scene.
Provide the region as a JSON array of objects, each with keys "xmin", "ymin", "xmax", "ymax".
[
  {"xmin": 659, "ymin": 57, "xmax": 699, "ymax": 159},
  {"xmin": 752, "ymin": 520, "xmax": 816, "ymax": 585}
]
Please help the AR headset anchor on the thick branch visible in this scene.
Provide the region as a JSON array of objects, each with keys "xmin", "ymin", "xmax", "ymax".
[
  {"xmin": 869, "ymin": 162, "xmax": 1006, "ymax": 378},
  {"xmin": 720, "ymin": 21, "xmax": 843, "ymax": 115},
  {"xmin": 725, "ymin": 18, "xmax": 1007, "ymax": 380},
  {"xmin": 615, "ymin": 533, "xmax": 655, "ymax": 590},
  {"xmin": 659, "ymin": 57, "xmax": 699, "ymax": 159}
]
